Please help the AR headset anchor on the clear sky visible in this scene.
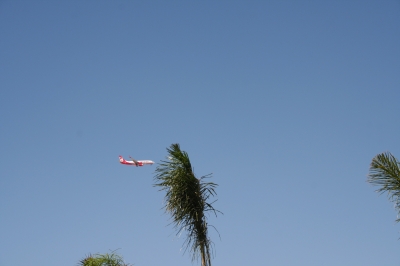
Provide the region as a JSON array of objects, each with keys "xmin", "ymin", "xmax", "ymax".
[{"xmin": 1, "ymin": 1, "xmax": 399, "ymax": 265}]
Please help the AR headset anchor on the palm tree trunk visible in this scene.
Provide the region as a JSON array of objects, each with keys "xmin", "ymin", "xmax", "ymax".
[{"xmin": 200, "ymin": 243, "xmax": 207, "ymax": 266}]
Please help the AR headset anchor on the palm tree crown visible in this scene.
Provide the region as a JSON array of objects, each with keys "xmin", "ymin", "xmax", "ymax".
[
  {"xmin": 368, "ymin": 151, "xmax": 400, "ymax": 222},
  {"xmin": 154, "ymin": 143, "xmax": 220, "ymax": 266},
  {"xmin": 78, "ymin": 252, "xmax": 132, "ymax": 266}
]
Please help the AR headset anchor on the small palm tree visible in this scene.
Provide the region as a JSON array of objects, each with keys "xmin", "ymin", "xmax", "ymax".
[
  {"xmin": 78, "ymin": 251, "xmax": 132, "ymax": 266},
  {"xmin": 154, "ymin": 143, "xmax": 220, "ymax": 266},
  {"xmin": 367, "ymin": 151, "xmax": 400, "ymax": 222}
]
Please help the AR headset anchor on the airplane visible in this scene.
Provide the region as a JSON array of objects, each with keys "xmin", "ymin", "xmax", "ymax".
[{"xmin": 119, "ymin": 155, "xmax": 154, "ymax": 167}]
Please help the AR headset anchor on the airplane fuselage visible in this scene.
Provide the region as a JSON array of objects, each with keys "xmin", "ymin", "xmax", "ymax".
[{"xmin": 119, "ymin": 156, "xmax": 154, "ymax": 166}]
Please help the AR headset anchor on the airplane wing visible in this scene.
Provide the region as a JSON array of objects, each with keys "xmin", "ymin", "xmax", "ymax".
[{"xmin": 129, "ymin": 156, "xmax": 139, "ymax": 167}]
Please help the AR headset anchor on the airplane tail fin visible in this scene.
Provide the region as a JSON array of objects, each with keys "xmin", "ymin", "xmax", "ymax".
[{"xmin": 119, "ymin": 155, "xmax": 126, "ymax": 163}]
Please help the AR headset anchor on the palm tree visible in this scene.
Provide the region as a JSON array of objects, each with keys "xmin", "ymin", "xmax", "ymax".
[
  {"xmin": 78, "ymin": 251, "xmax": 132, "ymax": 266},
  {"xmin": 367, "ymin": 151, "xmax": 400, "ymax": 222},
  {"xmin": 154, "ymin": 143, "xmax": 220, "ymax": 266}
]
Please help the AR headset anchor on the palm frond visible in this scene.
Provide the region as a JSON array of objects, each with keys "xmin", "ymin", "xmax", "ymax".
[
  {"xmin": 368, "ymin": 151, "xmax": 400, "ymax": 222},
  {"xmin": 154, "ymin": 143, "xmax": 220, "ymax": 266},
  {"xmin": 78, "ymin": 251, "xmax": 132, "ymax": 266}
]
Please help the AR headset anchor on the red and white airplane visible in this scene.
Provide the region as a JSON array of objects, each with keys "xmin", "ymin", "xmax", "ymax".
[{"xmin": 119, "ymin": 155, "xmax": 154, "ymax": 167}]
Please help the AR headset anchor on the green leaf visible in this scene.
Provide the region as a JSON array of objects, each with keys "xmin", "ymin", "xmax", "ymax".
[{"xmin": 368, "ymin": 152, "xmax": 400, "ymax": 222}]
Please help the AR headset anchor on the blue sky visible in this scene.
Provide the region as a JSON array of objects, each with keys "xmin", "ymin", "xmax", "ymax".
[{"xmin": 1, "ymin": 1, "xmax": 399, "ymax": 265}]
